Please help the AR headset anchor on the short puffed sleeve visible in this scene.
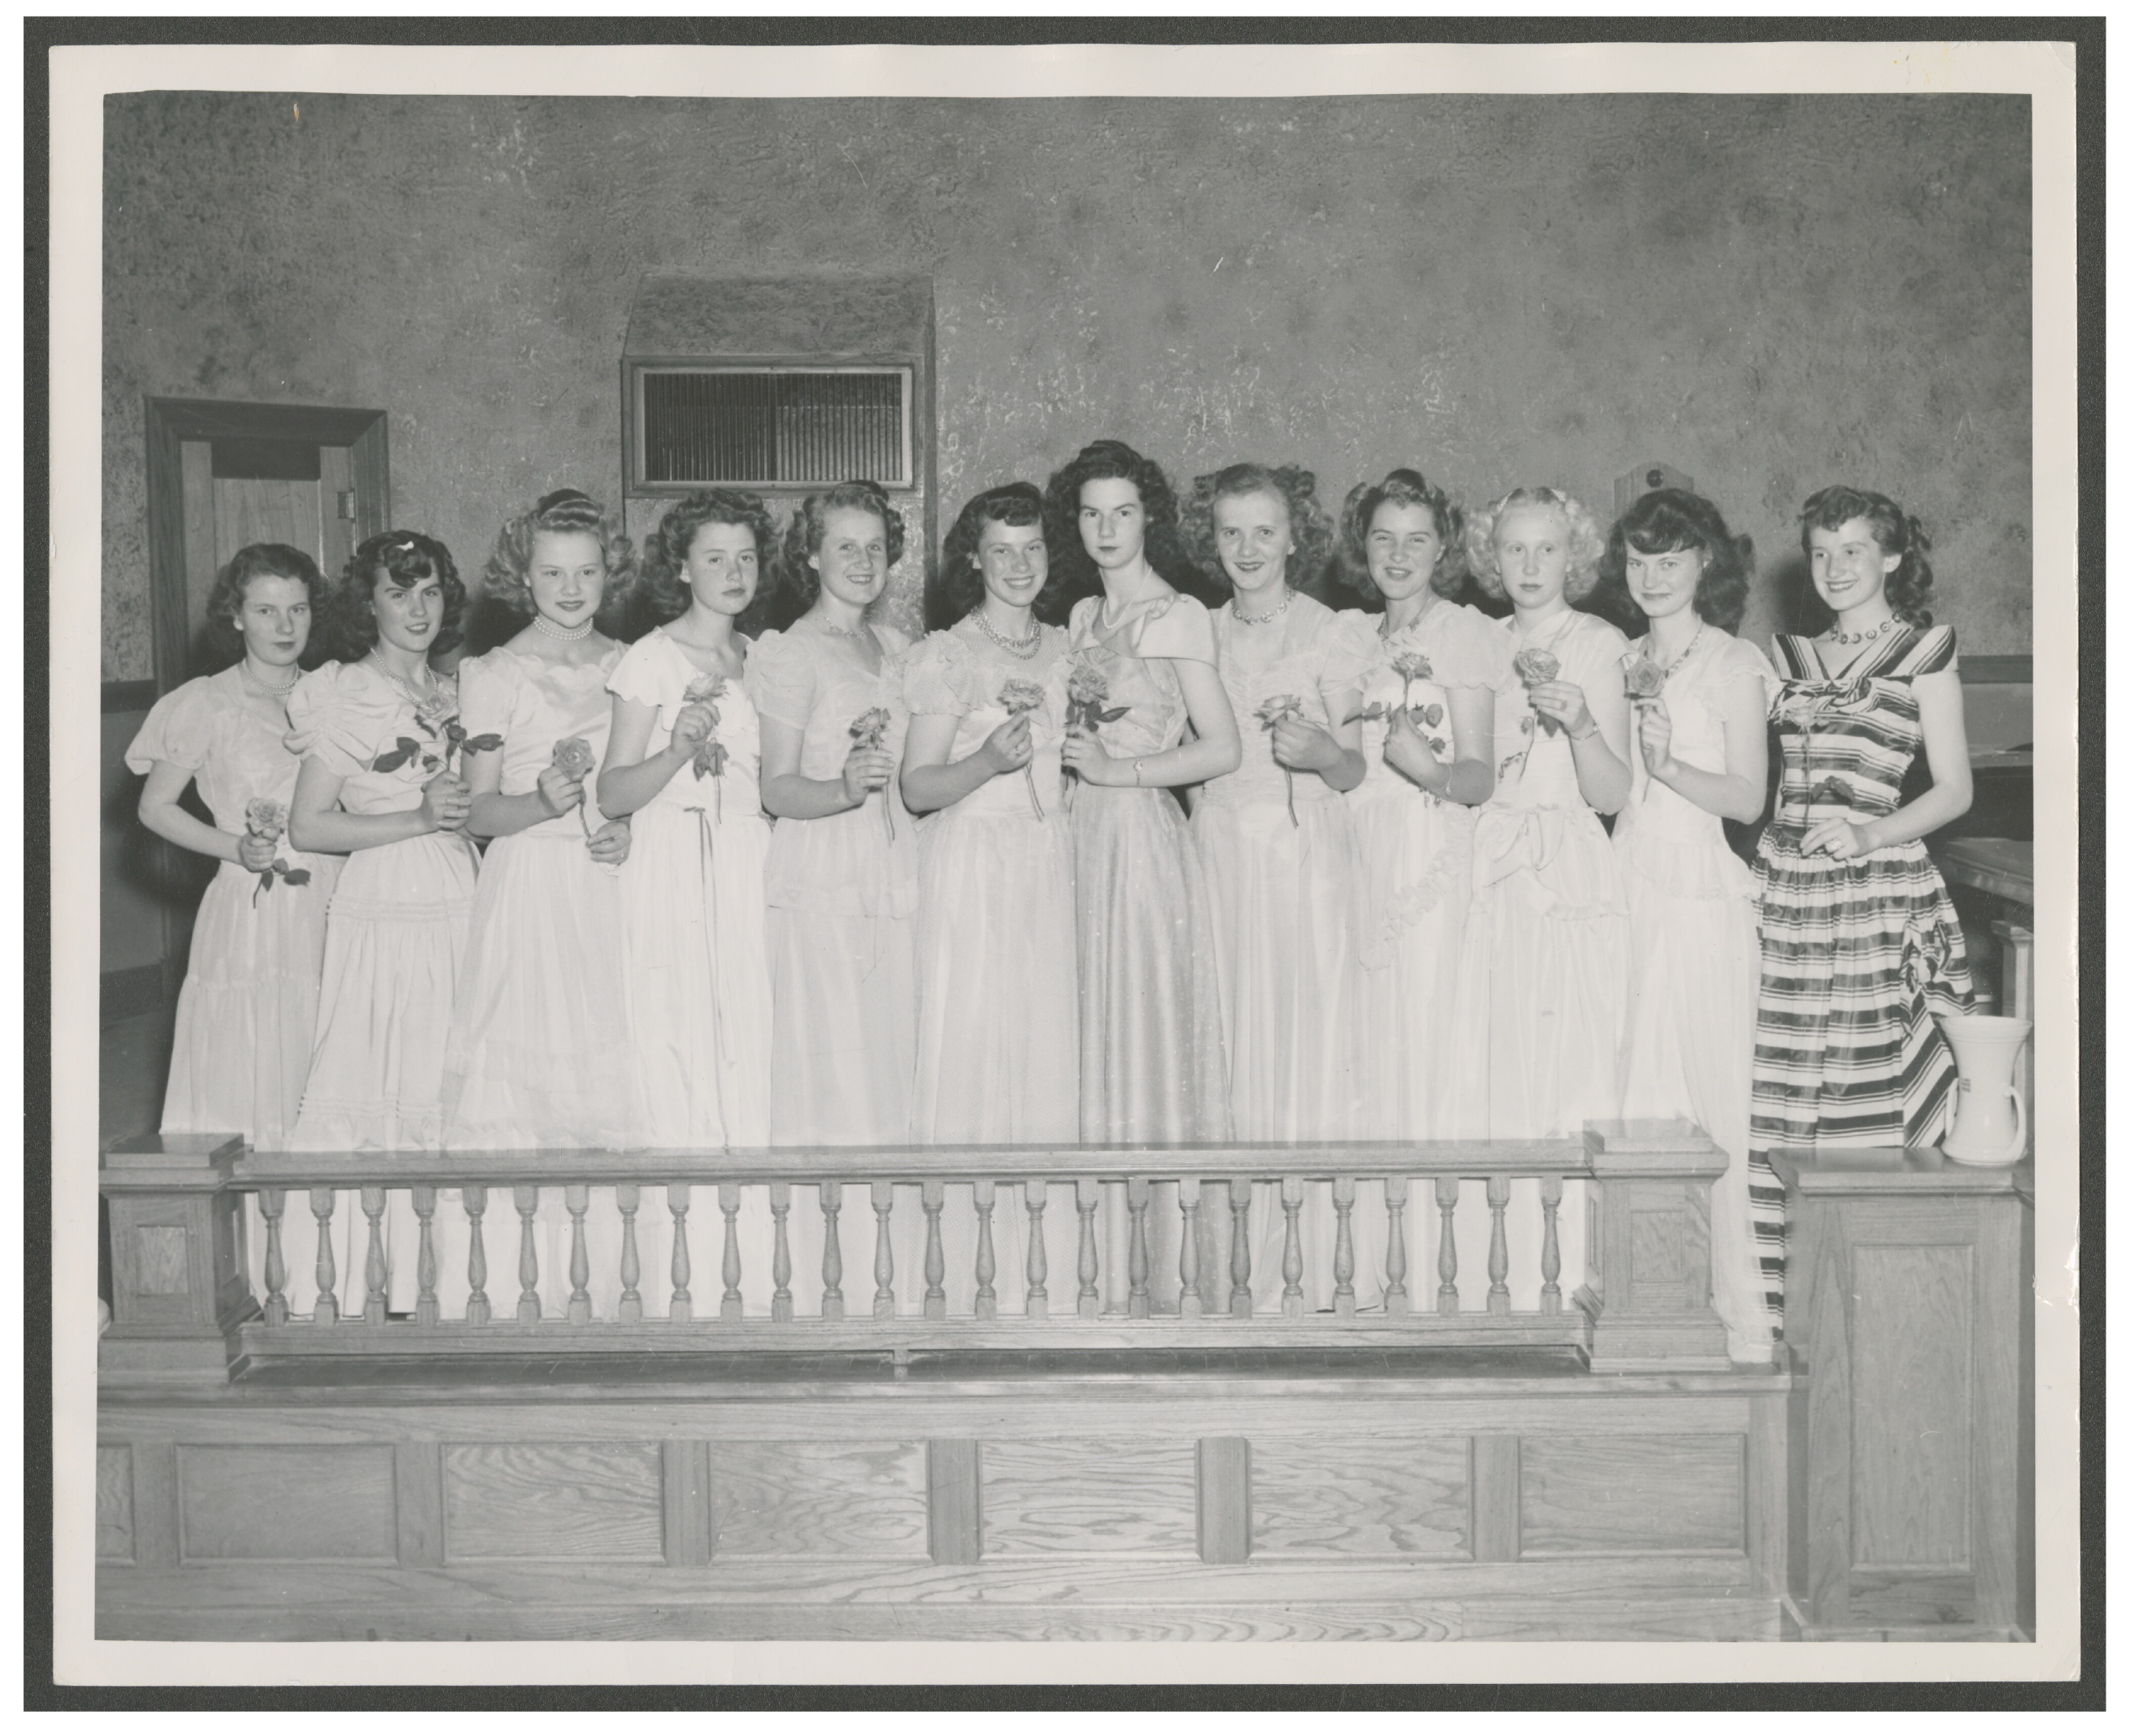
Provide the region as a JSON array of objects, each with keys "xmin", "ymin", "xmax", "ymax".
[
  {"xmin": 455, "ymin": 648, "xmax": 521, "ymax": 742},
  {"xmin": 284, "ymin": 661, "xmax": 396, "ymax": 779},
  {"xmin": 607, "ymin": 631, "xmax": 676, "ymax": 714},
  {"xmin": 902, "ymin": 632, "xmax": 984, "ymax": 718},
  {"xmin": 743, "ymin": 627, "xmax": 816, "ymax": 731},
  {"xmin": 1895, "ymin": 623, "xmax": 1958, "ymax": 677},
  {"xmin": 1432, "ymin": 604, "xmax": 1516, "ymax": 691},
  {"xmin": 1131, "ymin": 593, "xmax": 1218, "ymax": 665},
  {"xmin": 1316, "ymin": 607, "xmax": 1383, "ymax": 693},
  {"xmin": 123, "ymin": 674, "xmax": 217, "ymax": 775},
  {"xmin": 1705, "ymin": 634, "xmax": 1782, "ymax": 710}
]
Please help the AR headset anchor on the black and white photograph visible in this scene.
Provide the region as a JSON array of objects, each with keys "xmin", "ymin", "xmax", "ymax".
[{"xmin": 45, "ymin": 24, "xmax": 2088, "ymax": 1687}]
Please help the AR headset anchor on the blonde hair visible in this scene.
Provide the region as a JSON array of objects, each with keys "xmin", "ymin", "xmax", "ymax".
[{"xmin": 1465, "ymin": 485, "xmax": 1607, "ymax": 602}]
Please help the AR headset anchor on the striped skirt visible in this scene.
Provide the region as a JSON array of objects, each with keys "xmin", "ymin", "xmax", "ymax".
[{"xmin": 1746, "ymin": 829, "xmax": 1975, "ymax": 1330}]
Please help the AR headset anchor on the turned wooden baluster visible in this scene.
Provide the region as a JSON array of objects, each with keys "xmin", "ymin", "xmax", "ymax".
[
  {"xmin": 667, "ymin": 1183, "xmax": 692, "ymax": 1321},
  {"xmin": 259, "ymin": 1187, "xmax": 288, "ymax": 1326},
  {"xmin": 515, "ymin": 1186, "xmax": 542, "ymax": 1323},
  {"xmin": 566, "ymin": 1184, "xmax": 593, "ymax": 1324},
  {"xmin": 769, "ymin": 1182, "xmax": 793, "ymax": 1323},
  {"xmin": 1279, "ymin": 1177, "xmax": 1305, "ymax": 1320},
  {"xmin": 1076, "ymin": 1179, "xmax": 1101, "ymax": 1320},
  {"xmin": 1383, "ymin": 1176, "xmax": 1410, "ymax": 1316},
  {"xmin": 1126, "ymin": 1178, "xmax": 1152, "ymax": 1318},
  {"xmin": 310, "ymin": 1188, "xmax": 338, "ymax": 1325},
  {"xmin": 820, "ymin": 1181, "xmax": 844, "ymax": 1321},
  {"xmin": 615, "ymin": 1184, "xmax": 642, "ymax": 1324},
  {"xmin": 1332, "ymin": 1176, "xmax": 1356, "ymax": 1318},
  {"xmin": 412, "ymin": 1185, "xmax": 439, "ymax": 1326},
  {"xmin": 359, "ymin": 1186, "xmax": 387, "ymax": 1326},
  {"xmin": 1436, "ymin": 1176, "xmax": 1461, "ymax": 1315},
  {"xmin": 1228, "ymin": 1179, "xmax": 1254, "ymax": 1318},
  {"xmin": 1538, "ymin": 1174, "xmax": 1563, "ymax": 1314},
  {"xmin": 1024, "ymin": 1179, "xmax": 1049, "ymax": 1320},
  {"xmin": 921, "ymin": 1181, "xmax": 946, "ymax": 1320},
  {"xmin": 463, "ymin": 1185, "xmax": 490, "ymax": 1326},
  {"xmin": 718, "ymin": 1183, "xmax": 743, "ymax": 1322},
  {"xmin": 872, "ymin": 1181, "xmax": 897, "ymax": 1320},
  {"xmin": 972, "ymin": 1179, "xmax": 997, "ymax": 1320},
  {"xmin": 1177, "ymin": 1179, "xmax": 1203, "ymax": 1320},
  {"xmin": 1486, "ymin": 1174, "xmax": 1512, "ymax": 1315}
]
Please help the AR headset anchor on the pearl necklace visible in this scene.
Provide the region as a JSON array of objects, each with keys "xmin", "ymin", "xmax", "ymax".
[
  {"xmin": 1828, "ymin": 613, "xmax": 1906, "ymax": 647},
  {"xmin": 815, "ymin": 614, "xmax": 877, "ymax": 645},
  {"xmin": 1642, "ymin": 623, "xmax": 1708, "ymax": 682},
  {"xmin": 239, "ymin": 660, "xmax": 300, "ymax": 698},
  {"xmin": 971, "ymin": 609, "xmax": 1041, "ymax": 658},
  {"xmin": 1232, "ymin": 588, "xmax": 1291, "ymax": 627},
  {"xmin": 367, "ymin": 648, "xmax": 439, "ymax": 704},
  {"xmin": 532, "ymin": 612, "xmax": 593, "ymax": 641}
]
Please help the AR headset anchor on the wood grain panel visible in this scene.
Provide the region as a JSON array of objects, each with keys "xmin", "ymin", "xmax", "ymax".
[
  {"xmin": 133, "ymin": 1226, "xmax": 190, "ymax": 1295},
  {"xmin": 984, "ymin": 1438, "xmax": 1198, "ymax": 1556},
  {"xmin": 709, "ymin": 1441, "xmax": 929, "ymax": 1559},
  {"xmin": 1849, "ymin": 1242, "xmax": 1974, "ymax": 1569},
  {"xmin": 442, "ymin": 1442, "xmax": 665, "ymax": 1562},
  {"xmin": 176, "ymin": 1445, "xmax": 395, "ymax": 1562},
  {"xmin": 213, "ymin": 475, "xmax": 323, "ymax": 569},
  {"xmin": 1253, "ymin": 1433, "xmax": 1470, "ymax": 1558},
  {"xmin": 1520, "ymin": 1435, "xmax": 1744, "ymax": 1556},
  {"xmin": 96, "ymin": 1446, "xmax": 134, "ymax": 1562}
]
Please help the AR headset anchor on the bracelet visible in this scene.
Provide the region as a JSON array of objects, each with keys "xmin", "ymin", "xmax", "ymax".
[
  {"xmin": 1570, "ymin": 722, "xmax": 1599, "ymax": 742},
  {"xmin": 1133, "ymin": 758, "xmax": 1146, "ymax": 787}
]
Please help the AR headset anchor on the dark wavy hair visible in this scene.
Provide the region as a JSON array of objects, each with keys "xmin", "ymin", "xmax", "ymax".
[
  {"xmin": 934, "ymin": 481, "xmax": 1068, "ymax": 628},
  {"xmin": 332, "ymin": 531, "xmax": 463, "ymax": 657},
  {"xmin": 203, "ymin": 542, "xmax": 331, "ymax": 663},
  {"xmin": 1335, "ymin": 469, "xmax": 1469, "ymax": 604},
  {"xmin": 1798, "ymin": 485, "xmax": 1936, "ymax": 629},
  {"xmin": 480, "ymin": 489, "xmax": 635, "ymax": 630},
  {"xmin": 1596, "ymin": 489, "xmax": 1754, "ymax": 635},
  {"xmin": 1180, "ymin": 463, "xmax": 1334, "ymax": 594},
  {"xmin": 638, "ymin": 488, "xmax": 778, "ymax": 633},
  {"xmin": 1043, "ymin": 438, "xmax": 1217, "ymax": 609},
  {"xmin": 777, "ymin": 480, "xmax": 905, "ymax": 614}
]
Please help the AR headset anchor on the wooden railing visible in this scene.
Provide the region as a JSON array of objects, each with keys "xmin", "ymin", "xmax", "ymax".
[{"xmin": 100, "ymin": 1121, "xmax": 1734, "ymax": 1374}]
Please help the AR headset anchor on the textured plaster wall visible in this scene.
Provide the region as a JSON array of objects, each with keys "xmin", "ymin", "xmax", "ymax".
[{"xmin": 102, "ymin": 92, "xmax": 2032, "ymax": 680}]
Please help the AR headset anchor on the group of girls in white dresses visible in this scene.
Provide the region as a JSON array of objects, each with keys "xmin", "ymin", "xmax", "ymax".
[{"xmin": 131, "ymin": 442, "xmax": 1977, "ymax": 1356}]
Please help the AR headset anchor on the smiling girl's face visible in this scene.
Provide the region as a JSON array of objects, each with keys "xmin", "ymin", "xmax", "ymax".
[
  {"xmin": 529, "ymin": 530, "xmax": 604, "ymax": 630},
  {"xmin": 1078, "ymin": 477, "xmax": 1147, "ymax": 573},
  {"xmin": 1494, "ymin": 504, "xmax": 1573, "ymax": 610},
  {"xmin": 976, "ymin": 517, "xmax": 1048, "ymax": 612},
  {"xmin": 810, "ymin": 505, "xmax": 892, "ymax": 609},
  {"xmin": 1624, "ymin": 544, "xmax": 1703, "ymax": 622},
  {"xmin": 1365, "ymin": 500, "xmax": 1441, "ymax": 607},
  {"xmin": 1212, "ymin": 488, "xmax": 1294, "ymax": 593},
  {"xmin": 1807, "ymin": 516, "xmax": 1900, "ymax": 619},
  {"xmin": 684, "ymin": 520, "xmax": 761, "ymax": 618},
  {"xmin": 237, "ymin": 572, "xmax": 312, "ymax": 670},
  {"xmin": 373, "ymin": 566, "xmax": 444, "ymax": 653}
]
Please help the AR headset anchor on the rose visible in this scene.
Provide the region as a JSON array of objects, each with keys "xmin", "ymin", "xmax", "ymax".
[
  {"xmin": 1061, "ymin": 656, "xmax": 1129, "ymax": 807},
  {"xmin": 1624, "ymin": 655, "xmax": 1667, "ymax": 701},
  {"xmin": 850, "ymin": 706, "xmax": 897, "ymax": 844},
  {"xmin": 552, "ymin": 735, "xmax": 598, "ymax": 834},
  {"xmin": 243, "ymin": 797, "xmax": 287, "ymax": 844},
  {"xmin": 1390, "ymin": 649, "xmax": 1433, "ymax": 687},
  {"xmin": 1513, "ymin": 646, "xmax": 1561, "ymax": 688},
  {"xmin": 997, "ymin": 677, "xmax": 1048, "ymax": 821},
  {"xmin": 1254, "ymin": 693, "xmax": 1306, "ymax": 828}
]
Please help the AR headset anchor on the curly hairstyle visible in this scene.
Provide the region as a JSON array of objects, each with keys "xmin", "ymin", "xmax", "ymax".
[
  {"xmin": 1465, "ymin": 486, "xmax": 1608, "ymax": 604},
  {"xmin": 933, "ymin": 481, "xmax": 1069, "ymax": 628},
  {"xmin": 203, "ymin": 542, "xmax": 332, "ymax": 663},
  {"xmin": 638, "ymin": 488, "xmax": 777, "ymax": 630},
  {"xmin": 1335, "ymin": 469, "xmax": 1469, "ymax": 604},
  {"xmin": 480, "ymin": 488, "xmax": 636, "ymax": 630},
  {"xmin": 772, "ymin": 479, "xmax": 905, "ymax": 616},
  {"xmin": 1798, "ymin": 484, "xmax": 1935, "ymax": 629},
  {"xmin": 1595, "ymin": 489, "xmax": 1755, "ymax": 635},
  {"xmin": 331, "ymin": 531, "xmax": 463, "ymax": 657},
  {"xmin": 1180, "ymin": 462, "xmax": 1334, "ymax": 595},
  {"xmin": 1042, "ymin": 438, "xmax": 1215, "ymax": 609}
]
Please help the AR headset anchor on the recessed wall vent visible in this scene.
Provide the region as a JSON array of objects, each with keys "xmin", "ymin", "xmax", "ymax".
[{"xmin": 635, "ymin": 365, "xmax": 912, "ymax": 489}]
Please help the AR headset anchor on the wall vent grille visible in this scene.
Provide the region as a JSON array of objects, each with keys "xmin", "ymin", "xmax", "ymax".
[{"xmin": 633, "ymin": 366, "xmax": 911, "ymax": 490}]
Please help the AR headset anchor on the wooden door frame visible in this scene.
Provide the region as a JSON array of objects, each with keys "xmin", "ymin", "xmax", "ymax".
[{"xmin": 142, "ymin": 397, "xmax": 390, "ymax": 697}]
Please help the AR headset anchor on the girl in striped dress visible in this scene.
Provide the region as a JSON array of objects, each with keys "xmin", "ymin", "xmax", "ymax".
[{"xmin": 1750, "ymin": 487, "xmax": 1975, "ymax": 1325}]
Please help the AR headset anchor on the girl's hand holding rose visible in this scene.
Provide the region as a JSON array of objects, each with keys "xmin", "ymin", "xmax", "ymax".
[
  {"xmin": 1635, "ymin": 698, "xmax": 1678, "ymax": 779},
  {"xmin": 1059, "ymin": 728, "xmax": 1122, "ymax": 786},
  {"xmin": 842, "ymin": 740, "xmax": 893, "ymax": 806},
  {"xmin": 977, "ymin": 713, "xmax": 1033, "ymax": 775},
  {"xmin": 671, "ymin": 702, "xmax": 716, "ymax": 755},
  {"xmin": 535, "ymin": 760, "xmax": 583, "ymax": 817},
  {"xmin": 237, "ymin": 829, "xmax": 280, "ymax": 872},
  {"xmin": 1270, "ymin": 715, "xmax": 1338, "ymax": 773},
  {"xmin": 585, "ymin": 816, "xmax": 632, "ymax": 866},
  {"xmin": 420, "ymin": 769, "xmax": 472, "ymax": 833},
  {"xmin": 1527, "ymin": 677, "xmax": 1595, "ymax": 740},
  {"xmin": 1381, "ymin": 703, "xmax": 1440, "ymax": 785}
]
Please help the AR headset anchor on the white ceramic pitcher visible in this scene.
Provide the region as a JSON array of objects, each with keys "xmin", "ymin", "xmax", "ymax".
[{"xmin": 1936, "ymin": 1013, "xmax": 2032, "ymax": 1166}]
